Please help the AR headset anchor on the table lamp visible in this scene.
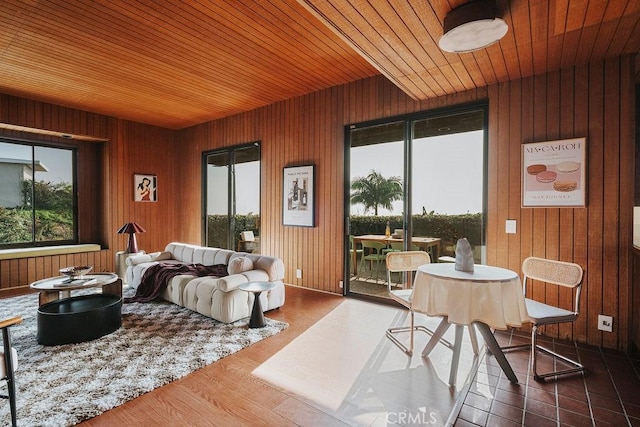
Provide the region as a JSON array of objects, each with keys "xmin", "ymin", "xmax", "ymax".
[{"xmin": 117, "ymin": 222, "xmax": 146, "ymax": 253}]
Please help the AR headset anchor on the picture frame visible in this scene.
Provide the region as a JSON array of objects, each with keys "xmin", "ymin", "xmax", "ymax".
[
  {"xmin": 134, "ymin": 174, "xmax": 157, "ymax": 202},
  {"xmin": 522, "ymin": 137, "xmax": 586, "ymax": 207},
  {"xmin": 283, "ymin": 165, "xmax": 315, "ymax": 227}
]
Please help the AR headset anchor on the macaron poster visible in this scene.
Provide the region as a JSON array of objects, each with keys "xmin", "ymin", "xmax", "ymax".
[{"xmin": 522, "ymin": 137, "xmax": 586, "ymax": 207}]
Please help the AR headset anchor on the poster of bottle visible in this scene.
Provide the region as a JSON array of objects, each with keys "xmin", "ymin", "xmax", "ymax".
[
  {"xmin": 521, "ymin": 138, "xmax": 586, "ymax": 207},
  {"xmin": 283, "ymin": 165, "xmax": 315, "ymax": 227}
]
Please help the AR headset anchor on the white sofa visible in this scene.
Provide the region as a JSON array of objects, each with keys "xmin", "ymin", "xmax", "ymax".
[{"xmin": 125, "ymin": 242, "xmax": 285, "ymax": 323}]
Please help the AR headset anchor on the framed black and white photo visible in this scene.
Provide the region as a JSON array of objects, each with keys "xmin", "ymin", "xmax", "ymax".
[{"xmin": 283, "ymin": 165, "xmax": 314, "ymax": 227}]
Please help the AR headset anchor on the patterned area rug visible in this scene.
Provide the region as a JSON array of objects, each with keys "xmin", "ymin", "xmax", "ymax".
[{"xmin": 0, "ymin": 290, "xmax": 288, "ymax": 426}]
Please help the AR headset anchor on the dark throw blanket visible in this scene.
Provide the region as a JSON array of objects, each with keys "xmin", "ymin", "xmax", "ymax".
[{"xmin": 125, "ymin": 262, "xmax": 229, "ymax": 303}]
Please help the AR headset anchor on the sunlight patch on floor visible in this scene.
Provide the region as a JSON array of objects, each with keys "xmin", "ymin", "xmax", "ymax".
[{"xmin": 253, "ymin": 298, "xmax": 483, "ymax": 426}]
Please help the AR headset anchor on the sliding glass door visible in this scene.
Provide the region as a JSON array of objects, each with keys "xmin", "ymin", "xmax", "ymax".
[
  {"xmin": 203, "ymin": 142, "xmax": 260, "ymax": 252},
  {"xmin": 345, "ymin": 104, "xmax": 487, "ymax": 298}
]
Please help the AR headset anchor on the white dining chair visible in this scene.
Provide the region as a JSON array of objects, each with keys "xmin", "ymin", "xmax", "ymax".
[
  {"xmin": 1, "ymin": 316, "xmax": 22, "ymax": 427},
  {"xmin": 503, "ymin": 257, "xmax": 585, "ymax": 381},
  {"xmin": 385, "ymin": 251, "xmax": 432, "ymax": 355}
]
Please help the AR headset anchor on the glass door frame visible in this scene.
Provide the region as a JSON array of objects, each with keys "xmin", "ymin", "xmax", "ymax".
[
  {"xmin": 201, "ymin": 141, "xmax": 261, "ymax": 249},
  {"xmin": 343, "ymin": 101, "xmax": 489, "ymax": 298}
]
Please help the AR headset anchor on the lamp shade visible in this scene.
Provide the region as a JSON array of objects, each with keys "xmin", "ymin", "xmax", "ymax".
[
  {"xmin": 117, "ymin": 222, "xmax": 146, "ymax": 253},
  {"xmin": 438, "ymin": 0, "xmax": 508, "ymax": 53},
  {"xmin": 117, "ymin": 222, "xmax": 146, "ymax": 234}
]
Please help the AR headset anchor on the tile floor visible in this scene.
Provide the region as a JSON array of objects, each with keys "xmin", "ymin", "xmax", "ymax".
[
  {"xmin": 253, "ymin": 293, "xmax": 640, "ymax": 426},
  {"xmin": 456, "ymin": 328, "xmax": 640, "ymax": 426}
]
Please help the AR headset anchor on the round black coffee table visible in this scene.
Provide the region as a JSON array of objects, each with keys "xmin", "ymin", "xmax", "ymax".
[
  {"xmin": 239, "ymin": 281, "xmax": 276, "ymax": 328},
  {"xmin": 37, "ymin": 294, "xmax": 122, "ymax": 346}
]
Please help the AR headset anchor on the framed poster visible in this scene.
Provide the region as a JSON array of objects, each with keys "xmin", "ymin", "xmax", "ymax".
[
  {"xmin": 522, "ymin": 138, "xmax": 586, "ymax": 207},
  {"xmin": 283, "ymin": 165, "xmax": 314, "ymax": 227},
  {"xmin": 134, "ymin": 174, "xmax": 157, "ymax": 202}
]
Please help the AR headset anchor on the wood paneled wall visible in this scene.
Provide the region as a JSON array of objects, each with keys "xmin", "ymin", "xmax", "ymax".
[
  {"xmin": 486, "ymin": 57, "xmax": 635, "ymax": 350},
  {"xmin": 176, "ymin": 56, "xmax": 635, "ymax": 349},
  {"xmin": 0, "ymin": 95, "xmax": 179, "ymax": 295},
  {"xmin": 0, "ymin": 56, "xmax": 635, "ymax": 349}
]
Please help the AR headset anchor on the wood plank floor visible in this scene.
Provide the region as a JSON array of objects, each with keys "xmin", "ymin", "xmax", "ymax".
[
  {"xmin": 75, "ymin": 285, "xmax": 640, "ymax": 426},
  {"xmin": 79, "ymin": 285, "xmax": 478, "ymax": 426}
]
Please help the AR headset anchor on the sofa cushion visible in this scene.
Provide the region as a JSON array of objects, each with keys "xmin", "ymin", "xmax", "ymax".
[
  {"xmin": 126, "ymin": 251, "xmax": 172, "ymax": 266},
  {"xmin": 154, "ymin": 251, "xmax": 173, "ymax": 261},
  {"xmin": 227, "ymin": 257, "xmax": 254, "ymax": 275}
]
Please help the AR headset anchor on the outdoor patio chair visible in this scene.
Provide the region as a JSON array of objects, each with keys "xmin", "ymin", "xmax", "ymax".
[{"xmin": 359, "ymin": 241, "xmax": 387, "ymax": 282}]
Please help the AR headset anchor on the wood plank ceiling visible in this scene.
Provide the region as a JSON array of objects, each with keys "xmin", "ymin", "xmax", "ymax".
[{"xmin": 0, "ymin": 0, "xmax": 638, "ymax": 130}]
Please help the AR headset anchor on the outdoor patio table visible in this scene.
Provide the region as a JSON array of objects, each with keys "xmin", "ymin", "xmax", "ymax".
[{"xmin": 351, "ymin": 235, "xmax": 441, "ymax": 275}]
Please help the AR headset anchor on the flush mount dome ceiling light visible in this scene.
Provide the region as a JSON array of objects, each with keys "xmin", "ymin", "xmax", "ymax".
[{"xmin": 438, "ymin": 0, "xmax": 508, "ymax": 53}]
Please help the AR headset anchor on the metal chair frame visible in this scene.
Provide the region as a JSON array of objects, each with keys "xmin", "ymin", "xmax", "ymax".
[
  {"xmin": 503, "ymin": 257, "xmax": 584, "ymax": 382},
  {"xmin": 385, "ymin": 251, "xmax": 432, "ymax": 355},
  {"xmin": 1, "ymin": 316, "xmax": 22, "ymax": 427}
]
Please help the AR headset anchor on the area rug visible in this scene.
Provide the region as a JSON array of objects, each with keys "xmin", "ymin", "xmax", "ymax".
[{"xmin": 0, "ymin": 290, "xmax": 288, "ymax": 426}]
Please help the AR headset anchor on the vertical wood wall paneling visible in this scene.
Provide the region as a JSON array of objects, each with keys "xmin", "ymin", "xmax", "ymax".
[
  {"xmin": 507, "ymin": 78, "xmax": 522, "ymax": 275},
  {"xmin": 602, "ymin": 58, "xmax": 621, "ymax": 349},
  {"xmin": 495, "ymin": 82, "xmax": 511, "ymax": 268},
  {"xmin": 486, "ymin": 84, "xmax": 500, "ymax": 267},
  {"xmin": 572, "ymin": 64, "xmax": 590, "ymax": 342},
  {"xmin": 519, "ymin": 76, "xmax": 534, "ymax": 272},
  {"xmin": 544, "ymin": 70, "xmax": 561, "ymax": 339},
  {"xmin": 558, "ymin": 66, "xmax": 576, "ymax": 340},
  {"xmin": 0, "ymin": 94, "xmax": 177, "ymax": 294},
  {"xmin": 619, "ymin": 55, "xmax": 635, "ymax": 349},
  {"xmin": 1, "ymin": 56, "xmax": 634, "ymax": 349},
  {"xmin": 587, "ymin": 61, "xmax": 605, "ymax": 346}
]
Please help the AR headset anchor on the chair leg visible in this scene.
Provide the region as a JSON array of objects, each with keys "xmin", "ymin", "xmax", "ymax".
[
  {"xmin": 531, "ymin": 325, "xmax": 584, "ymax": 382},
  {"xmin": 3, "ymin": 328, "xmax": 17, "ymax": 427},
  {"xmin": 358, "ymin": 255, "xmax": 367, "ymax": 281},
  {"xmin": 373, "ymin": 259, "xmax": 379, "ymax": 281},
  {"xmin": 502, "ymin": 325, "xmax": 584, "ymax": 382},
  {"xmin": 386, "ymin": 311, "xmax": 443, "ymax": 357}
]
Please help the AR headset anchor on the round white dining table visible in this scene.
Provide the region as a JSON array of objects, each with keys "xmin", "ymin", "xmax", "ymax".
[{"xmin": 411, "ymin": 263, "xmax": 530, "ymax": 384}]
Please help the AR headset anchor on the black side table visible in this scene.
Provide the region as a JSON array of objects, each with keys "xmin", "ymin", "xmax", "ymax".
[{"xmin": 239, "ymin": 281, "xmax": 276, "ymax": 328}]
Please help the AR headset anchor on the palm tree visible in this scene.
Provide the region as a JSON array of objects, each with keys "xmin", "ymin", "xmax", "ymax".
[{"xmin": 350, "ymin": 170, "xmax": 403, "ymax": 215}]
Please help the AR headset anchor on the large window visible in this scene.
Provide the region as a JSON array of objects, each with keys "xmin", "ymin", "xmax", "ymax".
[
  {"xmin": 0, "ymin": 139, "xmax": 77, "ymax": 248},
  {"xmin": 203, "ymin": 143, "xmax": 261, "ymax": 251}
]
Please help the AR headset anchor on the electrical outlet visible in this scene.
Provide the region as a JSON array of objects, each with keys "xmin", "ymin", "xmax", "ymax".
[
  {"xmin": 339, "ymin": 280, "xmax": 343, "ymax": 288},
  {"xmin": 597, "ymin": 314, "xmax": 613, "ymax": 332},
  {"xmin": 296, "ymin": 269, "xmax": 302, "ymax": 279}
]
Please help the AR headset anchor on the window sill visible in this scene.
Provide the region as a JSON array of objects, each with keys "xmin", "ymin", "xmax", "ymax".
[{"xmin": 0, "ymin": 244, "xmax": 102, "ymax": 260}]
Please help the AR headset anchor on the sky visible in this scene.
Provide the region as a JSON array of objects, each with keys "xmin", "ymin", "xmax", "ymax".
[
  {"xmin": 206, "ymin": 130, "xmax": 484, "ymax": 215},
  {"xmin": 0, "ymin": 142, "xmax": 73, "ymax": 183},
  {"xmin": 350, "ymin": 130, "xmax": 484, "ymax": 215}
]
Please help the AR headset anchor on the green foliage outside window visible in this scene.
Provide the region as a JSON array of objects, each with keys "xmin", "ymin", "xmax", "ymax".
[
  {"xmin": 0, "ymin": 180, "xmax": 73, "ymax": 245},
  {"xmin": 349, "ymin": 212, "xmax": 483, "ymax": 254}
]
